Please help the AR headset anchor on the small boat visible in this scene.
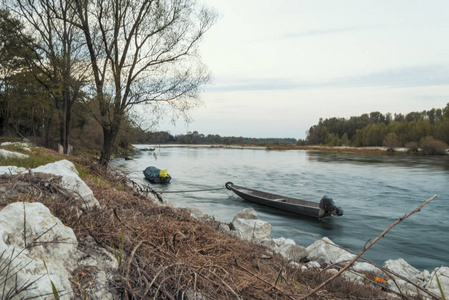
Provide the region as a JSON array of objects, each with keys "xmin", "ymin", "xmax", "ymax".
[
  {"xmin": 143, "ymin": 166, "xmax": 171, "ymax": 183},
  {"xmin": 225, "ymin": 182, "xmax": 343, "ymax": 219}
]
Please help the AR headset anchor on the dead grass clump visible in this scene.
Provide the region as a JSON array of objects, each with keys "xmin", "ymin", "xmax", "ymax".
[{"xmin": 293, "ymin": 268, "xmax": 386, "ymax": 299}]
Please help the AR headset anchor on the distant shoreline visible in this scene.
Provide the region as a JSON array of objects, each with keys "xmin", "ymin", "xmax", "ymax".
[{"xmin": 136, "ymin": 144, "xmax": 449, "ymax": 155}]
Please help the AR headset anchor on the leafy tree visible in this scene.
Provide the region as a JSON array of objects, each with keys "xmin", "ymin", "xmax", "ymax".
[
  {"xmin": 71, "ymin": 0, "xmax": 216, "ymax": 166},
  {"xmin": 0, "ymin": 9, "xmax": 34, "ymax": 135},
  {"xmin": 5, "ymin": 0, "xmax": 87, "ymax": 153},
  {"xmin": 306, "ymin": 103, "xmax": 449, "ymax": 149},
  {"xmin": 383, "ymin": 132, "xmax": 399, "ymax": 150},
  {"xmin": 341, "ymin": 133, "xmax": 349, "ymax": 145}
]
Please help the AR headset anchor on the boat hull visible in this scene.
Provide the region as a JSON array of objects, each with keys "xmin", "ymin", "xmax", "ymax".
[{"xmin": 226, "ymin": 182, "xmax": 342, "ymax": 219}]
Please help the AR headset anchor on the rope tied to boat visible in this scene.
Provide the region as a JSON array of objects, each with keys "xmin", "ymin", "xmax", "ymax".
[{"xmin": 154, "ymin": 187, "xmax": 226, "ymax": 194}]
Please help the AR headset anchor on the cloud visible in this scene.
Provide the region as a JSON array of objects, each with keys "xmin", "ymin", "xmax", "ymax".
[
  {"xmin": 281, "ymin": 27, "xmax": 363, "ymax": 39},
  {"xmin": 338, "ymin": 65, "xmax": 449, "ymax": 88},
  {"xmin": 205, "ymin": 65, "xmax": 449, "ymax": 93}
]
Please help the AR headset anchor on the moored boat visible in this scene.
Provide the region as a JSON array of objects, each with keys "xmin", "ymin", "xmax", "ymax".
[
  {"xmin": 225, "ymin": 182, "xmax": 343, "ymax": 218},
  {"xmin": 143, "ymin": 166, "xmax": 171, "ymax": 183}
]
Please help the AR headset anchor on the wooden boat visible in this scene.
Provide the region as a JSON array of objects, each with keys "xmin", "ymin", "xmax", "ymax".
[
  {"xmin": 143, "ymin": 166, "xmax": 171, "ymax": 183},
  {"xmin": 225, "ymin": 182, "xmax": 343, "ymax": 218}
]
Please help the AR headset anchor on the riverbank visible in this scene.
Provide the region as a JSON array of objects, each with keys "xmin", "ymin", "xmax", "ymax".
[
  {"xmin": 0, "ymin": 141, "xmax": 447, "ymax": 299},
  {"xmin": 142, "ymin": 143, "xmax": 448, "ymax": 155}
]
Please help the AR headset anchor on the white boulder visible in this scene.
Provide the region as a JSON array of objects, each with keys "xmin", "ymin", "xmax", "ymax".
[
  {"xmin": 351, "ymin": 261, "xmax": 381, "ymax": 275},
  {"xmin": 76, "ymin": 241, "xmax": 117, "ymax": 299},
  {"xmin": 218, "ymin": 223, "xmax": 231, "ymax": 233},
  {"xmin": 0, "ymin": 202, "xmax": 80, "ymax": 300},
  {"xmin": 306, "ymin": 237, "xmax": 355, "ymax": 266},
  {"xmin": 273, "ymin": 237, "xmax": 308, "ymax": 262},
  {"xmin": 0, "ymin": 149, "xmax": 29, "ymax": 159},
  {"xmin": 231, "ymin": 208, "xmax": 272, "ymax": 242},
  {"xmin": 32, "ymin": 160, "xmax": 99, "ymax": 208},
  {"xmin": 303, "ymin": 261, "xmax": 321, "ymax": 270},
  {"xmin": 232, "ymin": 208, "xmax": 259, "ymax": 221},
  {"xmin": 232, "ymin": 218, "xmax": 272, "ymax": 241},
  {"xmin": 383, "ymin": 258, "xmax": 430, "ymax": 297},
  {"xmin": 0, "ymin": 166, "xmax": 26, "ymax": 175},
  {"xmin": 1, "ymin": 142, "xmax": 31, "ymax": 152},
  {"xmin": 424, "ymin": 266, "xmax": 449, "ymax": 297}
]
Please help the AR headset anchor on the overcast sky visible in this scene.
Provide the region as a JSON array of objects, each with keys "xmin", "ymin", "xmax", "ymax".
[{"xmin": 162, "ymin": 0, "xmax": 449, "ymax": 139}]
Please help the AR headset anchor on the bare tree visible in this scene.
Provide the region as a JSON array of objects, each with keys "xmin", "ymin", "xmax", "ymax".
[
  {"xmin": 72, "ymin": 0, "xmax": 216, "ymax": 166},
  {"xmin": 4, "ymin": 0, "xmax": 88, "ymax": 153}
]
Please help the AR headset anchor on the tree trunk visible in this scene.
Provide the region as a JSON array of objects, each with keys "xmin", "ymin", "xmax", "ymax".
[
  {"xmin": 44, "ymin": 116, "xmax": 52, "ymax": 148},
  {"xmin": 99, "ymin": 126, "xmax": 119, "ymax": 167}
]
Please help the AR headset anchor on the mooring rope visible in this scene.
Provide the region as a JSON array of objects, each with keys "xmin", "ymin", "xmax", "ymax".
[{"xmin": 154, "ymin": 187, "xmax": 226, "ymax": 194}]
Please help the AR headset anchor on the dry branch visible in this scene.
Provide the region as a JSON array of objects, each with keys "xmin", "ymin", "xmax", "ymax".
[{"xmin": 299, "ymin": 194, "xmax": 438, "ymax": 299}]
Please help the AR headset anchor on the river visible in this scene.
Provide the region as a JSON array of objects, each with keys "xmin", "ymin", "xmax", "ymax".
[{"xmin": 110, "ymin": 145, "xmax": 449, "ymax": 271}]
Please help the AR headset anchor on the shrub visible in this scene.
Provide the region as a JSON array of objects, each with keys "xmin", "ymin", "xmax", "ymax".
[
  {"xmin": 419, "ymin": 136, "xmax": 448, "ymax": 155},
  {"xmin": 383, "ymin": 132, "xmax": 400, "ymax": 151},
  {"xmin": 404, "ymin": 141, "xmax": 419, "ymax": 153}
]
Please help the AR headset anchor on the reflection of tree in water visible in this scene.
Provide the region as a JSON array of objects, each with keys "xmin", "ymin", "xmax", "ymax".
[{"xmin": 306, "ymin": 150, "xmax": 449, "ymax": 171}]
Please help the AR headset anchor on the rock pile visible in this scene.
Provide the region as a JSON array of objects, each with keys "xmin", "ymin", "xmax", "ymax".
[
  {"xmin": 0, "ymin": 156, "xmax": 114, "ymax": 299},
  {"xmin": 226, "ymin": 207, "xmax": 449, "ymax": 299}
]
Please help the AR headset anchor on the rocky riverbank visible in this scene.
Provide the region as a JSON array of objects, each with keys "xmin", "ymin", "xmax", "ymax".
[
  {"xmin": 0, "ymin": 142, "xmax": 447, "ymax": 299},
  {"xmin": 209, "ymin": 207, "xmax": 448, "ymax": 299}
]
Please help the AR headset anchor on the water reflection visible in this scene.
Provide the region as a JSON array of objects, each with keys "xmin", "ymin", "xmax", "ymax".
[{"xmin": 307, "ymin": 150, "xmax": 449, "ymax": 170}]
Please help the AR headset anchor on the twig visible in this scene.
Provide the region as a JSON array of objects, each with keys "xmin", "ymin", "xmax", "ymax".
[
  {"xmin": 141, "ymin": 264, "xmax": 176, "ymax": 300},
  {"xmin": 23, "ymin": 202, "xmax": 27, "ymax": 248},
  {"xmin": 212, "ymin": 269, "xmax": 242, "ymax": 300},
  {"xmin": 299, "ymin": 194, "xmax": 438, "ymax": 299},
  {"xmin": 124, "ymin": 240, "xmax": 143, "ymax": 295},
  {"xmin": 234, "ymin": 260, "xmax": 295, "ymax": 299},
  {"xmin": 292, "ymin": 229, "xmax": 441, "ymax": 299}
]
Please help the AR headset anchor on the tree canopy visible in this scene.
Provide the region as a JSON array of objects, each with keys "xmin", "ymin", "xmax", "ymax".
[{"xmin": 306, "ymin": 104, "xmax": 449, "ymax": 151}]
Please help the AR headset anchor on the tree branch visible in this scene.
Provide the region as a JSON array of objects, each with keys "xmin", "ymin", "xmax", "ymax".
[{"xmin": 299, "ymin": 194, "xmax": 438, "ymax": 299}]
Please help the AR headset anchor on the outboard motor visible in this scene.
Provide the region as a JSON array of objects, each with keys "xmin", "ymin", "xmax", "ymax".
[{"xmin": 319, "ymin": 195, "xmax": 344, "ymax": 216}]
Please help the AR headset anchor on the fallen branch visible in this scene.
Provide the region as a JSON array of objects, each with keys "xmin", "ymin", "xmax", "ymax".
[
  {"xmin": 299, "ymin": 194, "xmax": 438, "ymax": 299},
  {"xmin": 292, "ymin": 229, "xmax": 441, "ymax": 299},
  {"xmin": 234, "ymin": 260, "xmax": 295, "ymax": 299}
]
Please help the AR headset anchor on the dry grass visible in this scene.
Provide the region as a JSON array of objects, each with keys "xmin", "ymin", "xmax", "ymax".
[{"xmin": 0, "ymin": 157, "xmax": 390, "ymax": 299}]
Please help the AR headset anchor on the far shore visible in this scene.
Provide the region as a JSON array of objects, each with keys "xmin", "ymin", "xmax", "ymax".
[{"xmin": 135, "ymin": 144, "xmax": 449, "ymax": 154}]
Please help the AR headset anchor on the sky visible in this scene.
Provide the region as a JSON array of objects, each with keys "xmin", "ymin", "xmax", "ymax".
[{"xmin": 160, "ymin": 0, "xmax": 449, "ymax": 140}]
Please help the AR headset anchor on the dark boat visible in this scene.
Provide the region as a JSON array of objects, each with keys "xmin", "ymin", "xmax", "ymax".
[
  {"xmin": 143, "ymin": 166, "xmax": 171, "ymax": 183},
  {"xmin": 225, "ymin": 182, "xmax": 343, "ymax": 219}
]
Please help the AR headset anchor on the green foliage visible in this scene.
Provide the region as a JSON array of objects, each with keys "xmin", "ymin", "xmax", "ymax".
[
  {"xmin": 0, "ymin": 9, "xmax": 35, "ymax": 71},
  {"xmin": 130, "ymin": 130, "xmax": 298, "ymax": 146},
  {"xmin": 383, "ymin": 132, "xmax": 399, "ymax": 150},
  {"xmin": 435, "ymin": 269, "xmax": 446, "ymax": 300},
  {"xmin": 0, "ymin": 147, "xmax": 59, "ymax": 168},
  {"xmin": 43, "ymin": 260, "xmax": 61, "ymax": 300},
  {"xmin": 112, "ymin": 228, "xmax": 125, "ymax": 268},
  {"xmin": 306, "ymin": 103, "xmax": 449, "ymax": 149}
]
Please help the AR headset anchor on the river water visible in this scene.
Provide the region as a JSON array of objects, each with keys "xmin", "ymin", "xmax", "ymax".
[{"xmin": 111, "ymin": 145, "xmax": 449, "ymax": 271}]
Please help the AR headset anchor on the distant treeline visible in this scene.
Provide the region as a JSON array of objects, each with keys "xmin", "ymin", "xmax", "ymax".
[
  {"xmin": 131, "ymin": 130, "xmax": 297, "ymax": 146},
  {"xmin": 306, "ymin": 103, "xmax": 449, "ymax": 152}
]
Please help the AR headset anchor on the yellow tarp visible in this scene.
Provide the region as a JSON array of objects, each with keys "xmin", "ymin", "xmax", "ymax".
[{"xmin": 159, "ymin": 169, "xmax": 168, "ymax": 177}]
